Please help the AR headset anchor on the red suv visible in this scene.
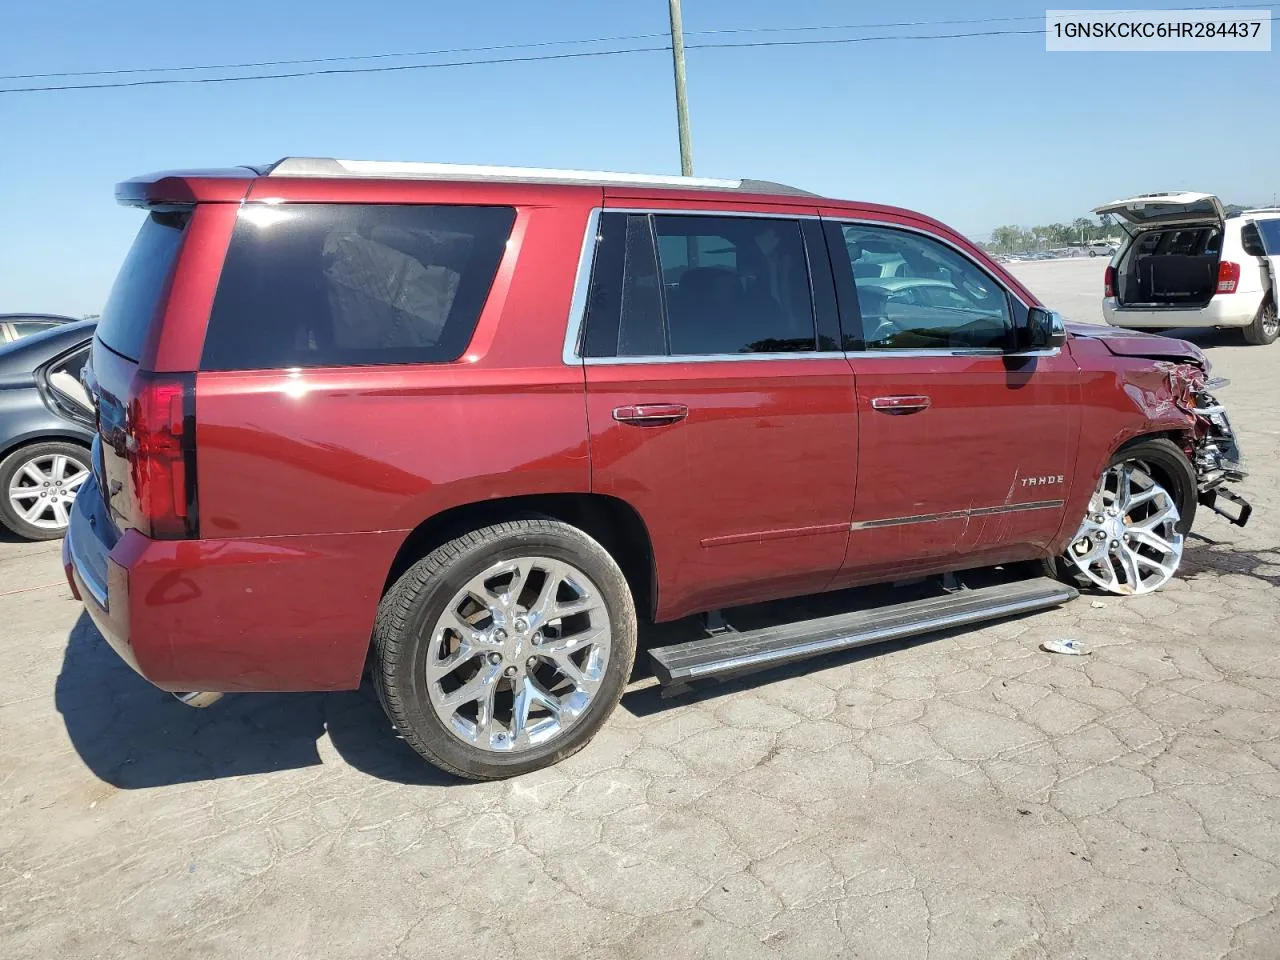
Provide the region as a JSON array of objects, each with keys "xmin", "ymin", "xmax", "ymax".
[{"xmin": 65, "ymin": 158, "xmax": 1251, "ymax": 779}]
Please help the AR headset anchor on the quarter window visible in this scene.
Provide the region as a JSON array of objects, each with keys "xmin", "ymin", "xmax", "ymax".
[
  {"xmin": 839, "ymin": 224, "xmax": 1012, "ymax": 351},
  {"xmin": 202, "ymin": 204, "xmax": 515, "ymax": 371}
]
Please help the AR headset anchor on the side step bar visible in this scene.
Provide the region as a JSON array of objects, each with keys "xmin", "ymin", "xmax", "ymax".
[{"xmin": 649, "ymin": 577, "xmax": 1077, "ymax": 687}]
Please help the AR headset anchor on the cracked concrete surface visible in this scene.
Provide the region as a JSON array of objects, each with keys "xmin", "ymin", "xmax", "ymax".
[{"xmin": 1, "ymin": 260, "xmax": 1277, "ymax": 959}]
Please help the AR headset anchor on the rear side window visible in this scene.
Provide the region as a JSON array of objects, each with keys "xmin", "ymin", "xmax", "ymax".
[
  {"xmin": 12, "ymin": 321, "xmax": 57, "ymax": 336},
  {"xmin": 97, "ymin": 210, "xmax": 189, "ymax": 361},
  {"xmin": 202, "ymin": 204, "xmax": 516, "ymax": 371}
]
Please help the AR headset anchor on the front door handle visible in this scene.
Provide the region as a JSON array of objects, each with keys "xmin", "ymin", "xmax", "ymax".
[
  {"xmin": 612, "ymin": 403, "xmax": 689, "ymax": 426},
  {"xmin": 871, "ymin": 395, "xmax": 931, "ymax": 414}
]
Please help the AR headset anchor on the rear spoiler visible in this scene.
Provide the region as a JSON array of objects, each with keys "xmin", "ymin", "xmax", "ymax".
[{"xmin": 115, "ymin": 167, "xmax": 259, "ymax": 207}]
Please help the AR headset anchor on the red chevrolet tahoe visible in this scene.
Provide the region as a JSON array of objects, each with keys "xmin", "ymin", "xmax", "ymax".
[{"xmin": 64, "ymin": 159, "xmax": 1251, "ymax": 779}]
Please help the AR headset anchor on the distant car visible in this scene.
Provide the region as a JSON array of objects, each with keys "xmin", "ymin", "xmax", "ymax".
[
  {"xmin": 0, "ymin": 320, "xmax": 96, "ymax": 539},
  {"xmin": 0, "ymin": 313, "xmax": 77, "ymax": 345},
  {"xmin": 1085, "ymin": 241, "xmax": 1118, "ymax": 258},
  {"xmin": 1097, "ymin": 192, "xmax": 1279, "ymax": 345}
]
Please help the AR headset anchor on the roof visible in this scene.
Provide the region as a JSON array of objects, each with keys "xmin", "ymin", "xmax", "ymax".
[{"xmin": 252, "ymin": 157, "xmax": 817, "ymax": 197}]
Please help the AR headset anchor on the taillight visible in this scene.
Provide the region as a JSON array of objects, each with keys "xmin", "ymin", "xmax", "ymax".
[
  {"xmin": 1216, "ymin": 261, "xmax": 1240, "ymax": 294},
  {"xmin": 126, "ymin": 372, "xmax": 197, "ymax": 539},
  {"xmin": 1104, "ymin": 265, "xmax": 1116, "ymax": 298}
]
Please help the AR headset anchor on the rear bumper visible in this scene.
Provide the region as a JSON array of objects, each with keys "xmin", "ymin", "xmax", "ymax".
[
  {"xmin": 63, "ymin": 478, "xmax": 402, "ymax": 693},
  {"xmin": 1102, "ymin": 295, "xmax": 1260, "ymax": 329}
]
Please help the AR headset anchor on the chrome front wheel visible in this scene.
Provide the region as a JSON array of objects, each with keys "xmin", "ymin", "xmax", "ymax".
[{"xmin": 1064, "ymin": 461, "xmax": 1184, "ymax": 595}]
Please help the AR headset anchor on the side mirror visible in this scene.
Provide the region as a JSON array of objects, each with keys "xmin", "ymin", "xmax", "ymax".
[{"xmin": 1024, "ymin": 306, "xmax": 1067, "ymax": 351}]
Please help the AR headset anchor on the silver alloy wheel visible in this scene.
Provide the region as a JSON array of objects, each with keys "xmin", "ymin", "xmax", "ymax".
[
  {"xmin": 6, "ymin": 453, "xmax": 89, "ymax": 531},
  {"xmin": 1261, "ymin": 301, "xmax": 1279, "ymax": 340},
  {"xmin": 1065, "ymin": 461, "xmax": 1183, "ymax": 595},
  {"xmin": 426, "ymin": 556, "xmax": 611, "ymax": 753}
]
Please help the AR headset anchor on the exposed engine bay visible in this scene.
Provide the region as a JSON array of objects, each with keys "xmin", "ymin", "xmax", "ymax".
[{"xmin": 1185, "ymin": 377, "xmax": 1251, "ymax": 526}]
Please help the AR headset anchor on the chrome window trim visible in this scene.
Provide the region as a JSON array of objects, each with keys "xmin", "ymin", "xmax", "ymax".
[
  {"xmin": 604, "ymin": 207, "xmax": 821, "ymax": 220},
  {"xmin": 561, "ymin": 207, "xmax": 603, "ymax": 366},
  {"xmin": 561, "ymin": 209, "xmax": 1059, "ymax": 366},
  {"xmin": 844, "ymin": 347, "xmax": 1062, "ymax": 359},
  {"xmin": 562, "ymin": 206, "xmax": 830, "ymax": 366},
  {"xmin": 582, "ymin": 352, "xmax": 847, "ymax": 366}
]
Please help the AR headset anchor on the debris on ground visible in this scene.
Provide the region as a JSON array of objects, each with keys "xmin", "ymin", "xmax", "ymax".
[{"xmin": 1041, "ymin": 638, "xmax": 1091, "ymax": 656}]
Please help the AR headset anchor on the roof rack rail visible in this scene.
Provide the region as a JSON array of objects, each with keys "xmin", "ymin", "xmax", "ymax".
[{"xmin": 261, "ymin": 157, "xmax": 815, "ymax": 196}]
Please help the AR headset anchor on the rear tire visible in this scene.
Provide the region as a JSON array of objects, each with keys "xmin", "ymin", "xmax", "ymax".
[
  {"xmin": 1242, "ymin": 297, "xmax": 1278, "ymax": 346},
  {"xmin": 372, "ymin": 519, "xmax": 637, "ymax": 780},
  {"xmin": 0, "ymin": 441, "xmax": 90, "ymax": 541}
]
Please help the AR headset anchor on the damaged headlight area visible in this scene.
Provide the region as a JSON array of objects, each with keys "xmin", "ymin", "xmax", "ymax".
[{"xmin": 1184, "ymin": 375, "xmax": 1252, "ymax": 527}]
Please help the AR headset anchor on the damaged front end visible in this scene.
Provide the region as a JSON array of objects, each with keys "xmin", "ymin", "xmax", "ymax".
[
  {"xmin": 1068, "ymin": 321, "xmax": 1254, "ymax": 528},
  {"xmin": 1183, "ymin": 374, "xmax": 1252, "ymax": 527}
]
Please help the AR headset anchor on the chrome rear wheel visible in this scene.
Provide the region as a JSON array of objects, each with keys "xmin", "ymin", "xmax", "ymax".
[
  {"xmin": 1064, "ymin": 461, "xmax": 1183, "ymax": 595},
  {"xmin": 426, "ymin": 556, "xmax": 612, "ymax": 753}
]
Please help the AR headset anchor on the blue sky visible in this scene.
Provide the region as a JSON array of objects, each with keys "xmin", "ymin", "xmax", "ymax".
[{"xmin": 1, "ymin": 0, "xmax": 1275, "ymax": 316}]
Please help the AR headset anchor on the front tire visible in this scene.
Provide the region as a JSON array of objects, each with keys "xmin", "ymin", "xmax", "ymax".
[
  {"xmin": 1050, "ymin": 438, "xmax": 1195, "ymax": 596},
  {"xmin": 1242, "ymin": 297, "xmax": 1278, "ymax": 346},
  {"xmin": 0, "ymin": 441, "xmax": 91, "ymax": 541},
  {"xmin": 372, "ymin": 519, "xmax": 637, "ymax": 780}
]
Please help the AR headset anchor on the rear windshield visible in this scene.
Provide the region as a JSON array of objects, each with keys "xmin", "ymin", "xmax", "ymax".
[
  {"xmin": 97, "ymin": 210, "xmax": 189, "ymax": 361},
  {"xmin": 201, "ymin": 203, "xmax": 516, "ymax": 371}
]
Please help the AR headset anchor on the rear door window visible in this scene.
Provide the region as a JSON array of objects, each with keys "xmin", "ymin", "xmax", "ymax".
[
  {"xmin": 201, "ymin": 204, "xmax": 516, "ymax": 371},
  {"xmin": 579, "ymin": 213, "xmax": 825, "ymax": 358},
  {"xmin": 97, "ymin": 210, "xmax": 189, "ymax": 361}
]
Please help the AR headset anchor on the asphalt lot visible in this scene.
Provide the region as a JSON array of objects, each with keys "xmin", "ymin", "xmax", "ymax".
[{"xmin": 3, "ymin": 258, "xmax": 1278, "ymax": 959}]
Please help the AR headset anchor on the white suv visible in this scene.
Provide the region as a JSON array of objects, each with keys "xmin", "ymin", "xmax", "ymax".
[{"xmin": 1097, "ymin": 192, "xmax": 1279, "ymax": 345}]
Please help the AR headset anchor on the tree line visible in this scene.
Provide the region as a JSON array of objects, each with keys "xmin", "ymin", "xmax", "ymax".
[
  {"xmin": 987, "ymin": 202, "xmax": 1255, "ymax": 254},
  {"xmin": 986, "ymin": 215, "xmax": 1120, "ymax": 254}
]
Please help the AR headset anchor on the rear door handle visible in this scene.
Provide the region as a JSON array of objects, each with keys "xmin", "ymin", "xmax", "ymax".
[
  {"xmin": 612, "ymin": 403, "xmax": 689, "ymax": 426},
  {"xmin": 871, "ymin": 395, "xmax": 931, "ymax": 414}
]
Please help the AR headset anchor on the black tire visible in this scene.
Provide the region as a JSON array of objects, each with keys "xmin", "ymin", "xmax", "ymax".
[
  {"xmin": 0, "ymin": 440, "xmax": 90, "ymax": 541},
  {"xmin": 1045, "ymin": 437, "xmax": 1197, "ymax": 590},
  {"xmin": 1241, "ymin": 297, "xmax": 1278, "ymax": 346},
  {"xmin": 372, "ymin": 519, "xmax": 638, "ymax": 780},
  {"xmin": 1088, "ymin": 250, "xmax": 1097, "ymax": 257}
]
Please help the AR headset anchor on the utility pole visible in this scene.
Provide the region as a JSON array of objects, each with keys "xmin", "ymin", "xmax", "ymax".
[{"xmin": 668, "ymin": 0, "xmax": 694, "ymax": 176}]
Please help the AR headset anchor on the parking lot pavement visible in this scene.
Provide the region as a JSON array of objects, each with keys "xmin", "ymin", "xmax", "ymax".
[
  {"xmin": 1008, "ymin": 257, "xmax": 1110, "ymax": 325},
  {"xmin": 3, "ymin": 269, "xmax": 1278, "ymax": 959}
]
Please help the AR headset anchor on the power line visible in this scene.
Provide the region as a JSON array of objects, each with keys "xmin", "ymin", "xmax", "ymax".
[
  {"xmin": 3, "ymin": 16, "xmax": 1276, "ymax": 95},
  {"xmin": 0, "ymin": 33, "xmax": 672, "ymax": 81},
  {"xmin": 3, "ymin": 1, "xmax": 1269, "ymax": 83}
]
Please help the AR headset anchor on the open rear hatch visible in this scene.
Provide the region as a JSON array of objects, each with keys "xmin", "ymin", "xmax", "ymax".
[{"xmin": 1095, "ymin": 192, "xmax": 1229, "ymax": 308}]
